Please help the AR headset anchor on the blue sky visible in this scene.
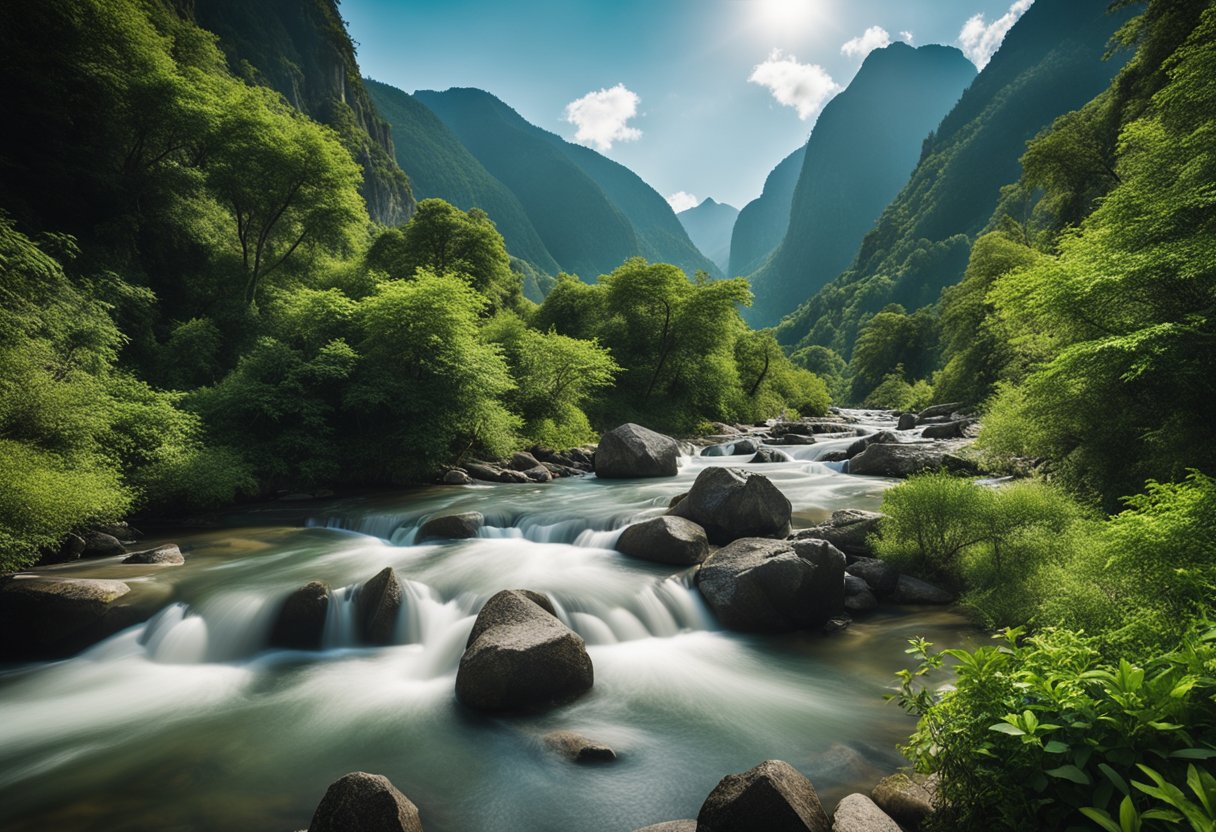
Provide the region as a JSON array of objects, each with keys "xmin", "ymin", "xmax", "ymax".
[{"xmin": 344, "ymin": 0, "xmax": 1031, "ymax": 210}]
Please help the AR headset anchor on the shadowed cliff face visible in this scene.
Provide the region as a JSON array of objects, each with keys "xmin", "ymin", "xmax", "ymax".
[{"xmin": 191, "ymin": 0, "xmax": 415, "ymax": 226}]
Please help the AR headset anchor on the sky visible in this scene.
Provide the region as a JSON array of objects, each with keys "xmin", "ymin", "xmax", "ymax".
[{"xmin": 343, "ymin": 0, "xmax": 1033, "ymax": 211}]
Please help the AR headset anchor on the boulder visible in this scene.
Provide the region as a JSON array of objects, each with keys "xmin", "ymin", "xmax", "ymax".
[
  {"xmin": 848, "ymin": 443, "xmax": 979, "ymax": 478},
  {"xmin": 896, "ymin": 413, "xmax": 917, "ymax": 431},
  {"xmin": 82, "ymin": 531, "xmax": 125, "ymax": 558},
  {"xmin": 750, "ymin": 447, "xmax": 792, "ymax": 464},
  {"xmin": 542, "ymin": 730, "xmax": 616, "ymax": 763},
  {"xmin": 779, "ymin": 434, "xmax": 816, "ymax": 446},
  {"xmin": 697, "ymin": 759, "xmax": 830, "ymax": 832},
  {"xmin": 791, "ymin": 510, "xmax": 883, "ymax": 558},
  {"xmin": 542, "ymin": 462, "xmax": 582, "ymax": 478},
  {"xmin": 357, "ymin": 567, "xmax": 402, "ymax": 645},
  {"xmin": 831, "ymin": 794, "xmax": 901, "ymax": 832},
  {"xmin": 594, "ymin": 424, "xmax": 681, "ymax": 479},
  {"xmin": 844, "ymin": 558, "xmax": 900, "ymax": 597},
  {"xmin": 39, "ymin": 532, "xmax": 85, "ymax": 565},
  {"xmin": 509, "ymin": 451, "xmax": 543, "ymax": 471},
  {"xmin": 818, "ymin": 451, "xmax": 849, "ymax": 463},
  {"xmin": 520, "ymin": 465, "xmax": 553, "ymax": 483},
  {"xmin": 122, "ymin": 543, "xmax": 184, "ymax": 565},
  {"xmin": 921, "ymin": 419, "xmax": 973, "ymax": 440},
  {"xmin": 843, "ymin": 588, "xmax": 878, "ymax": 613},
  {"xmin": 635, "ymin": 823, "xmax": 697, "ymax": 832},
  {"xmin": 417, "ymin": 512, "xmax": 484, "ymax": 542},
  {"xmin": 497, "ymin": 469, "xmax": 530, "ymax": 483},
  {"xmin": 269, "ymin": 581, "xmax": 330, "ymax": 650},
  {"xmin": 871, "ymin": 774, "xmax": 933, "ymax": 828},
  {"xmin": 308, "ymin": 771, "xmax": 423, "ymax": 832},
  {"xmin": 94, "ymin": 521, "xmax": 142, "ymax": 541},
  {"xmin": 465, "ymin": 462, "xmax": 506, "ymax": 483},
  {"xmin": 695, "ymin": 538, "xmax": 845, "ymax": 631},
  {"xmin": 891, "ymin": 575, "xmax": 955, "ymax": 605},
  {"xmin": 455, "ymin": 590, "xmax": 593, "ymax": 712},
  {"xmin": 616, "ymin": 516, "xmax": 709, "ymax": 566},
  {"xmin": 668, "ymin": 467, "xmax": 791, "ymax": 544},
  {"xmin": 668, "ymin": 492, "xmax": 688, "ymax": 509},
  {"xmin": 917, "ymin": 402, "xmax": 965, "ymax": 421},
  {"xmin": 441, "ymin": 469, "xmax": 473, "ymax": 485},
  {"xmin": 845, "ymin": 432, "xmax": 898, "ymax": 460},
  {"xmin": 0, "ymin": 577, "xmax": 153, "ymax": 661},
  {"xmin": 702, "ymin": 438, "xmax": 759, "ymax": 457}
]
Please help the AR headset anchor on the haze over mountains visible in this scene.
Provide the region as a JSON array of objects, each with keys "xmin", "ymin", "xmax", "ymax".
[{"xmin": 677, "ymin": 198, "xmax": 738, "ymax": 273}]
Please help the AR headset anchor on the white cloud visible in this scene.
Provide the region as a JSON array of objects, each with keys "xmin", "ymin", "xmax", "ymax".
[
  {"xmin": 959, "ymin": 0, "xmax": 1033, "ymax": 69},
  {"xmin": 900, "ymin": 30, "xmax": 915, "ymax": 45},
  {"xmin": 841, "ymin": 26, "xmax": 891, "ymax": 59},
  {"xmin": 748, "ymin": 49, "xmax": 842, "ymax": 121},
  {"xmin": 667, "ymin": 191, "xmax": 699, "ymax": 213},
  {"xmin": 563, "ymin": 83, "xmax": 643, "ymax": 151}
]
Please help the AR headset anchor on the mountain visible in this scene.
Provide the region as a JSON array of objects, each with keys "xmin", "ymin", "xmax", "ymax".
[
  {"xmin": 414, "ymin": 87, "xmax": 721, "ymax": 281},
  {"xmin": 365, "ymin": 79, "xmax": 561, "ymax": 277},
  {"xmin": 677, "ymin": 198, "xmax": 739, "ymax": 273},
  {"xmin": 745, "ymin": 43, "xmax": 977, "ymax": 327},
  {"xmin": 777, "ymin": 0, "xmax": 1134, "ymax": 355},
  {"xmin": 191, "ymin": 0, "xmax": 414, "ymax": 225},
  {"xmin": 728, "ymin": 145, "xmax": 805, "ymax": 279}
]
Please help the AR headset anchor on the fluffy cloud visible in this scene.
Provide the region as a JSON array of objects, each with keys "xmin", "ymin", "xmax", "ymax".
[
  {"xmin": 900, "ymin": 30, "xmax": 915, "ymax": 45},
  {"xmin": 748, "ymin": 50, "xmax": 842, "ymax": 121},
  {"xmin": 841, "ymin": 26, "xmax": 892, "ymax": 59},
  {"xmin": 666, "ymin": 191, "xmax": 699, "ymax": 213},
  {"xmin": 959, "ymin": 0, "xmax": 1033, "ymax": 69},
  {"xmin": 564, "ymin": 83, "xmax": 643, "ymax": 151}
]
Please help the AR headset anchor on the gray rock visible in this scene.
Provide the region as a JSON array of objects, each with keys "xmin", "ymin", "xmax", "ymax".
[
  {"xmin": 456, "ymin": 590, "xmax": 593, "ymax": 712},
  {"xmin": 309, "ymin": 771, "xmax": 423, "ymax": 832},
  {"xmin": 82, "ymin": 531, "xmax": 125, "ymax": 557},
  {"xmin": 465, "ymin": 462, "xmax": 506, "ymax": 482},
  {"xmin": 357, "ymin": 567, "xmax": 402, "ymax": 645},
  {"xmin": 848, "ymin": 443, "xmax": 979, "ymax": 478},
  {"xmin": 917, "ymin": 402, "xmax": 965, "ymax": 421},
  {"xmin": 94, "ymin": 522, "xmax": 142, "ymax": 542},
  {"xmin": 845, "ymin": 558, "xmax": 900, "ymax": 597},
  {"xmin": 617, "ymin": 516, "xmax": 709, "ymax": 566},
  {"xmin": 509, "ymin": 451, "xmax": 543, "ymax": 471},
  {"xmin": 780, "ymin": 434, "xmax": 817, "ymax": 445},
  {"xmin": 595, "ymin": 423, "xmax": 681, "ymax": 479},
  {"xmin": 696, "ymin": 538, "xmax": 845, "ymax": 631},
  {"xmin": 668, "ymin": 467, "xmax": 791, "ymax": 544},
  {"xmin": 791, "ymin": 510, "xmax": 883, "ymax": 558},
  {"xmin": 750, "ymin": 447, "xmax": 792, "ymax": 464},
  {"xmin": 441, "ymin": 469, "xmax": 473, "ymax": 485},
  {"xmin": 269, "ymin": 581, "xmax": 330, "ymax": 650},
  {"xmin": 896, "ymin": 413, "xmax": 917, "ymax": 431},
  {"xmin": 871, "ymin": 773, "xmax": 934, "ymax": 828},
  {"xmin": 831, "ymin": 794, "xmax": 902, "ymax": 832},
  {"xmin": 921, "ymin": 419, "xmax": 974, "ymax": 440},
  {"xmin": 891, "ymin": 575, "xmax": 955, "ymax": 605},
  {"xmin": 703, "ymin": 438, "xmax": 759, "ymax": 457},
  {"xmin": 0, "ymin": 577, "xmax": 150, "ymax": 660},
  {"xmin": 521, "ymin": 465, "xmax": 553, "ymax": 483},
  {"xmin": 843, "ymin": 575, "xmax": 870, "ymax": 596},
  {"xmin": 417, "ymin": 512, "xmax": 484, "ymax": 542},
  {"xmin": 818, "ymin": 451, "xmax": 849, "ymax": 463},
  {"xmin": 634, "ymin": 823, "xmax": 697, "ymax": 832},
  {"xmin": 542, "ymin": 730, "xmax": 616, "ymax": 763},
  {"xmin": 844, "ymin": 588, "xmax": 878, "ymax": 613},
  {"xmin": 845, "ymin": 432, "xmax": 898, "ymax": 460},
  {"xmin": 697, "ymin": 759, "xmax": 830, "ymax": 832},
  {"xmin": 40, "ymin": 532, "xmax": 85, "ymax": 565},
  {"xmin": 121, "ymin": 543, "xmax": 184, "ymax": 565}
]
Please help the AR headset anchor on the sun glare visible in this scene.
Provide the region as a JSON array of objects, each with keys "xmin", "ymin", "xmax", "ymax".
[{"xmin": 750, "ymin": 0, "xmax": 826, "ymax": 38}]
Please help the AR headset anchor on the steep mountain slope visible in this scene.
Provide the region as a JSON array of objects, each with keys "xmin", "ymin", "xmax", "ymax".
[
  {"xmin": 365, "ymin": 79, "xmax": 560, "ymax": 276},
  {"xmin": 191, "ymin": 0, "xmax": 414, "ymax": 225},
  {"xmin": 677, "ymin": 198, "xmax": 739, "ymax": 273},
  {"xmin": 728, "ymin": 145, "xmax": 805, "ymax": 279},
  {"xmin": 777, "ymin": 0, "xmax": 1134, "ymax": 355},
  {"xmin": 415, "ymin": 87, "xmax": 720, "ymax": 281},
  {"xmin": 746, "ymin": 43, "xmax": 977, "ymax": 327}
]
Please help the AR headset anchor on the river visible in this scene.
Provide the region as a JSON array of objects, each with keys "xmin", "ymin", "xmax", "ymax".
[{"xmin": 0, "ymin": 412, "xmax": 975, "ymax": 831}]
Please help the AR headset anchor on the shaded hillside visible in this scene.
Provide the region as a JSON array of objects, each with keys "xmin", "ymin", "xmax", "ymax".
[
  {"xmin": 677, "ymin": 198, "xmax": 739, "ymax": 273},
  {"xmin": 746, "ymin": 43, "xmax": 976, "ymax": 327},
  {"xmin": 728, "ymin": 145, "xmax": 805, "ymax": 279}
]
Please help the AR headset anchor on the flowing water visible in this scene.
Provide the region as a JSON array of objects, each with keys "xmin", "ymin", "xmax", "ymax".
[{"xmin": 0, "ymin": 412, "xmax": 975, "ymax": 831}]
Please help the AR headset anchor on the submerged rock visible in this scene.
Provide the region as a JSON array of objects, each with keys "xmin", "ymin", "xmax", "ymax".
[
  {"xmin": 831, "ymin": 794, "xmax": 902, "ymax": 832},
  {"xmin": 668, "ymin": 467, "xmax": 791, "ymax": 544},
  {"xmin": 268, "ymin": 581, "xmax": 330, "ymax": 650},
  {"xmin": 417, "ymin": 512, "xmax": 484, "ymax": 542},
  {"xmin": 750, "ymin": 447, "xmax": 792, "ymax": 464},
  {"xmin": 309, "ymin": 771, "xmax": 423, "ymax": 832},
  {"xmin": 697, "ymin": 759, "xmax": 830, "ymax": 832},
  {"xmin": 594, "ymin": 423, "xmax": 681, "ymax": 479},
  {"xmin": 455, "ymin": 590, "xmax": 593, "ymax": 712},
  {"xmin": 357, "ymin": 567, "xmax": 403, "ymax": 645},
  {"xmin": 542, "ymin": 730, "xmax": 616, "ymax": 763},
  {"xmin": 122, "ymin": 543, "xmax": 184, "ymax": 565},
  {"xmin": 896, "ymin": 413, "xmax": 917, "ymax": 431},
  {"xmin": 616, "ymin": 516, "xmax": 709, "ymax": 566}
]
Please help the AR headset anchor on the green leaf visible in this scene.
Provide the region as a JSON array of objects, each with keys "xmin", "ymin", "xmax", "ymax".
[
  {"xmin": 1045, "ymin": 740, "xmax": 1069, "ymax": 754},
  {"xmin": 1119, "ymin": 795, "xmax": 1140, "ymax": 832},
  {"xmin": 1171, "ymin": 748, "xmax": 1216, "ymax": 760},
  {"xmin": 1100, "ymin": 763, "xmax": 1131, "ymax": 796},
  {"xmin": 1046, "ymin": 765, "xmax": 1091, "ymax": 785},
  {"xmin": 991, "ymin": 722, "xmax": 1026, "ymax": 736},
  {"xmin": 1079, "ymin": 807, "xmax": 1122, "ymax": 832}
]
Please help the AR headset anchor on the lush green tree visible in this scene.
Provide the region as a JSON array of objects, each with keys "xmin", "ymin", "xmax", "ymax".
[{"xmin": 848, "ymin": 306, "xmax": 937, "ymax": 403}]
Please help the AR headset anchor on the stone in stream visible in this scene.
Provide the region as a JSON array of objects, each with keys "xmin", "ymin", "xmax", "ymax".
[
  {"xmin": 417, "ymin": 511, "xmax": 484, "ymax": 542},
  {"xmin": 750, "ymin": 447, "xmax": 792, "ymax": 464},
  {"xmin": 701, "ymin": 438, "xmax": 759, "ymax": 457},
  {"xmin": 0, "ymin": 577, "xmax": 158, "ymax": 661},
  {"xmin": 268, "ymin": 581, "xmax": 330, "ymax": 650},
  {"xmin": 791, "ymin": 510, "xmax": 884, "ymax": 559},
  {"xmin": 441, "ymin": 468, "xmax": 473, "ymax": 485},
  {"xmin": 122, "ymin": 543, "xmax": 184, "ymax": 565},
  {"xmin": 509, "ymin": 451, "xmax": 543, "ymax": 471},
  {"xmin": 542, "ymin": 730, "xmax": 617, "ymax": 763},
  {"xmin": 357, "ymin": 567, "xmax": 403, "ymax": 645},
  {"xmin": 309, "ymin": 771, "xmax": 423, "ymax": 832},
  {"xmin": 844, "ymin": 558, "xmax": 900, "ymax": 597},
  {"xmin": 695, "ymin": 538, "xmax": 845, "ymax": 631},
  {"xmin": 896, "ymin": 412, "xmax": 918, "ymax": 431},
  {"xmin": 594, "ymin": 423, "xmax": 681, "ymax": 478},
  {"xmin": 844, "ymin": 431, "xmax": 897, "ymax": 460},
  {"xmin": 616, "ymin": 516, "xmax": 709, "ymax": 566},
  {"xmin": 81, "ymin": 530, "xmax": 126, "ymax": 558},
  {"xmin": 697, "ymin": 759, "xmax": 831, "ymax": 832},
  {"xmin": 38, "ymin": 532, "xmax": 85, "ymax": 565},
  {"xmin": 848, "ymin": 442, "xmax": 979, "ymax": 478},
  {"xmin": 917, "ymin": 402, "xmax": 965, "ymax": 421},
  {"xmin": 871, "ymin": 773, "xmax": 934, "ymax": 828},
  {"xmin": 455, "ymin": 590, "xmax": 593, "ymax": 712},
  {"xmin": 831, "ymin": 794, "xmax": 902, "ymax": 832},
  {"xmin": 778, "ymin": 434, "xmax": 816, "ymax": 446},
  {"xmin": 667, "ymin": 467, "xmax": 791, "ymax": 544},
  {"xmin": 921, "ymin": 419, "xmax": 974, "ymax": 440}
]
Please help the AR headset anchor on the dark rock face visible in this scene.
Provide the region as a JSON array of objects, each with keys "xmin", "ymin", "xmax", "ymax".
[
  {"xmin": 542, "ymin": 730, "xmax": 617, "ymax": 763},
  {"xmin": 891, "ymin": 575, "xmax": 955, "ymax": 605},
  {"xmin": 668, "ymin": 467, "xmax": 792, "ymax": 544},
  {"xmin": 594, "ymin": 424, "xmax": 681, "ymax": 479},
  {"xmin": 896, "ymin": 413, "xmax": 918, "ymax": 431},
  {"xmin": 831, "ymin": 793, "xmax": 902, "ymax": 832},
  {"xmin": 357, "ymin": 568, "xmax": 403, "ymax": 645},
  {"xmin": 455, "ymin": 590, "xmax": 593, "ymax": 712},
  {"xmin": 82, "ymin": 531, "xmax": 126, "ymax": 557},
  {"xmin": 702, "ymin": 439, "xmax": 760, "ymax": 457},
  {"xmin": 697, "ymin": 759, "xmax": 830, "ymax": 832},
  {"xmin": 871, "ymin": 774, "xmax": 934, "ymax": 828},
  {"xmin": 509, "ymin": 451, "xmax": 543, "ymax": 471},
  {"xmin": 40, "ymin": 533, "xmax": 85, "ymax": 565},
  {"xmin": 269, "ymin": 582, "xmax": 330, "ymax": 650},
  {"xmin": 441, "ymin": 469, "xmax": 473, "ymax": 485},
  {"xmin": 616, "ymin": 516, "xmax": 709, "ymax": 566},
  {"xmin": 921, "ymin": 419, "xmax": 973, "ymax": 439},
  {"xmin": 308, "ymin": 771, "xmax": 423, "ymax": 832},
  {"xmin": 917, "ymin": 402, "xmax": 964, "ymax": 421},
  {"xmin": 791, "ymin": 510, "xmax": 883, "ymax": 558},
  {"xmin": 844, "ymin": 588, "xmax": 879, "ymax": 613},
  {"xmin": 845, "ymin": 558, "xmax": 900, "ymax": 597},
  {"xmin": 0, "ymin": 577, "xmax": 154, "ymax": 661},
  {"xmin": 845, "ymin": 431, "xmax": 898, "ymax": 460},
  {"xmin": 848, "ymin": 442, "xmax": 979, "ymax": 478},
  {"xmin": 779, "ymin": 434, "xmax": 816, "ymax": 445},
  {"xmin": 417, "ymin": 512, "xmax": 484, "ymax": 542},
  {"xmin": 750, "ymin": 447, "xmax": 792, "ymax": 464},
  {"xmin": 122, "ymin": 543, "xmax": 184, "ymax": 565},
  {"xmin": 695, "ymin": 538, "xmax": 845, "ymax": 631}
]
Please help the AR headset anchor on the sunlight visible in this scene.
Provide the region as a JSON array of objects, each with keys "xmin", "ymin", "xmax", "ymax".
[{"xmin": 750, "ymin": 0, "xmax": 827, "ymax": 38}]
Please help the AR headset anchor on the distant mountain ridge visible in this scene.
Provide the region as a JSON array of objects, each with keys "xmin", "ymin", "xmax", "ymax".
[
  {"xmin": 728, "ymin": 145, "xmax": 805, "ymax": 280},
  {"xmin": 677, "ymin": 198, "xmax": 739, "ymax": 273}
]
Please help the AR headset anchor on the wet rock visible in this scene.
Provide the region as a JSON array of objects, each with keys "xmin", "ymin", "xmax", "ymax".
[
  {"xmin": 465, "ymin": 462, "xmax": 506, "ymax": 482},
  {"xmin": 441, "ymin": 469, "xmax": 473, "ymax": 485},
  {"xmin": 94, "ymin": 521, "xmax": 142, "ymax": 542},
  {"xmin": 668, "ymin": 467, "xmax": 791, "ymax": 544},
  {"xmin": 917, "ymin": 402, "xmax": 965, "ymax": 421},
  {"xmin": 617, "ymin": 516, "xmax": 709, "ymax": 566},
  {"xmin": 542, "ymin": 462, "xmax": 583, "ymax": 478},
  {"xmin": 268, "ymin": 581, "xmax": 330, "ymax": 650},
  {"xmin": 0, "ymin": 578, "xmax": 147, "ymax": 661},
  {"xmin": 702, "ymin": 438, "xmax": 759, "ymax": 457},
  {"xmin": 750, "ymin": 447, "xmax": 792, "ymax": 464},
  {"xmin": 594, "ymin": 423, "xmax": 681, "ymax": 479},
  {"xmin": 845, "ymin": 432, "xmax": 898, "ymax": 460},
  {"xmin": 844, "ymin": 558, "xmax": 900, "ymax": 597},
  {"xmin": 791, "ymin": 510, "xmax": 883, "ymax": 558},
  {"xmin": 831, "ymin": 794, "xmax": 901, "ymax": 832},
  {"xmin": 696, "ymin": 538, "xmax": 845, "ymax": 631},
  {"xmin": 417, "ymin": 512, "xmax": 484, "ymax": 542},
  {"xmin": 844, "ymin": 588, "xmax": 878, "ymax": 613},
  {"xmin": 848, "ymin": 442, "xmax": 979, "ymax": 478},
  {"xmin": 520, "ymin": 465, "xmax": 553, "ymax": 483},
  {"xmin": 634, "ymin": 822, "xmax": 697, "ymax": 832},
  {"xmin": 822, "ymin": 615, "xmax": 852, "ymax": 634},
  {"xmin": 82, "ymin": 531, "xmax": 125, "ymax": 558},
  {"xmin": 871, "ymin": 773, "xmax": 934, "ymax": 828},
  {"xmin": 456, "ymin": 590, "xmax": 593, "ymax": 712},
  {"xmin": 357, "ymin": 567, "xmax": 402, "ymax": 645},
  {"xmin": 921, "ymin": 419, "xmax": 974, "ymax": 440},
  {"xmin": 122, "ymin": 543, "xmax": 184, "ymax": 565},
  {"xmin": 896, "ymin": 413, "xmax": 917, "ymax": 431},
  {"xmin": 668, "ymin": 492, "xmax": 688, "ymax": 508},
  {"xmin": 497, "ymin": 469, "xmax": 530, "ymax": 483},
  {"xmin": 542, "ymin": 730, "xmax": 616, "ymax": 763},
  {"xmin": 39, "ymin": 532, "xmax": 85, "ymax": 565},
  {"xmin": 308, "ymin": 771, "xmax": 423, "ymax": 832},
  {"xmin": 819, "ymin": 451, "xmax": 849, "ymax": 463},
  {"xmin": 779, "ymin": 434, "xmax": 817, "ymax": 445},
  {"xmin": 509, "ymin": 451, "xmax": 543, "ymax": 471},
  {"xmin": 697, "ymin": 759, "xmax": 830, "ymax": 832},
  {"xmin": 891, "ymin": 575, "xmax": 955, "ymax": 605}
]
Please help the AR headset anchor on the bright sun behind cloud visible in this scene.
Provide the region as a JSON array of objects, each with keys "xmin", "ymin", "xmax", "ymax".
[{"xmin": 750, "ymin": 0, "xmax": 826, "ymax": 39}]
